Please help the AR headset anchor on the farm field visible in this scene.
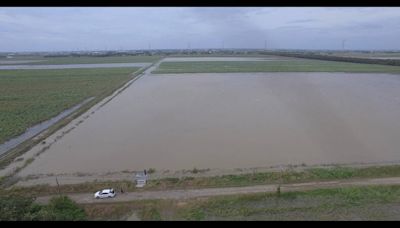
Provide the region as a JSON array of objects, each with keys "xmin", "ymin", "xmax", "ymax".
[
  {"xmin": 13, "ymin": 70, "xmax": 400, "ymax": 177},
  {"xmin": 2, "ymin": 56, "xmax": 400, "ymax": 223},
  {"xmin": 153, "ymin": 59, "xmax": 400, "ymax": 74},
  {"xmin": 3, "ymin": 6, "xmax": 400, "ymax": 222},
  {"xmin": 0, "ymin": 62, "xmax": 150, "ymax": 70},
  {"xmin": 323, "ymin": 51, "xmax": 400, "ymax": 60},
  {"xmin": 161, "ymin": 56, "xmax": 295, "ymax": 62},
  {"xmin": 0, "ymin": 55, "xmax": 162, "ymax": 65},
  {"xmin": 0, "ymin": 67, "xmax": 140, "ymax": 145}
]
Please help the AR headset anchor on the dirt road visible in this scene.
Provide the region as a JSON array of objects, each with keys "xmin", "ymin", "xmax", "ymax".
[{"xmin": 35, "ymin": 176, "xmax": 400, "ymax": 204}]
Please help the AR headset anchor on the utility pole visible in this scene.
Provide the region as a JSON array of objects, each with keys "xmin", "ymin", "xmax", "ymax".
[
  {"xmin": 278, "ymin": 165, "xmax": 283, "ymax": 197},
  {"xmin": 342, "ymin": 39, "xmax": 346, "ymax": 51},
  {"xmin": 56, "ymin": 176, "xmax": 61, "ymax": 197}
]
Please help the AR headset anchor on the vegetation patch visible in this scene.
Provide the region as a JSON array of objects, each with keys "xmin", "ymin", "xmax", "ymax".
[
  {"xmin": 4, "ymin": 164, "xmax": 400, "ymax": 197},
  {"xmin": 265, "ymin": 51, "xmax": 400, "ymax": 67},
  {"xmin": 0, "ymin": 195, "xmax": 86, "ymax": 221},
  {"xmin": 80, "ymin": 185, "xmax": 400, "ymax": 220},
  {"xmin": 147, "ymin": 168, "xmax": 156, "ymax": 174},
  {"xmin": 0, "ymin": 67, "xmax": 139, "ymax": 144},
  {"xmin": 1, "ymin": 55, "xmax": 162, "ymax": 65},
  {"xmin": 153, "ymin": 60, "xmax": 400, "ymax": 74},
  {"xmin": 175, "ymin": 185, "xmax": 400, "ymax": 220}
]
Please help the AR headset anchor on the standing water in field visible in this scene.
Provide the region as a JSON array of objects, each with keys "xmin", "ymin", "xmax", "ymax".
[
  {"xmin": 18, "ymin": 72, "xmax": 400, "ymax": 175},
  {"xmin": 0, "ymin": 97, "xmax": 94, "ymax": 156}
]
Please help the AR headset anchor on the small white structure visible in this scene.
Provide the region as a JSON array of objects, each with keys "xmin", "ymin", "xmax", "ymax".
[{"xmin": 135, "ymin": 171, "xmax": 148, "ymax": 188}]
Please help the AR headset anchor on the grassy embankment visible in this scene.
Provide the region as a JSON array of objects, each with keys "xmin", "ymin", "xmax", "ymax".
[
  {"xmin": 152, "ymin": 60, "xmax": 400, "ymax": 74},
  {"xmin": 81, "ymin": 184, "xmax": 400, "ymax": 220},
  {"xmin": 4, "ymin": 164, "xmax": 400, "ymax": 197},
  {"xmin": 3, "ymin": 183, "xmax": 399, "ymax": 220}
]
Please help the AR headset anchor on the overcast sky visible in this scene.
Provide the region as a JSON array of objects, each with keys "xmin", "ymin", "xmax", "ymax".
[{"xmin": 1, "ymin": 7, "xmax": 400, "ymax": 52}]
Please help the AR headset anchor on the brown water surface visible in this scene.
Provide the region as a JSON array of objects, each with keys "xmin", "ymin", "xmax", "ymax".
[{"xmin": 19, "ymin": 72, "xmax": 400, "ymax": 175}]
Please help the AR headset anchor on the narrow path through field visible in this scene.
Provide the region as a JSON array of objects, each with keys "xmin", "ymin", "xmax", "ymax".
[{"xmin": 35, "ymin": 176, "xmax": 400, "ymax": 204}]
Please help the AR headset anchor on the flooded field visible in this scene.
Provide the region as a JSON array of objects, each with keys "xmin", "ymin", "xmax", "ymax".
[
  {"xmin": 19, "ymin": 72, "xmax": 400, "ymax": 175},
  {"xmin": 0, "ymin": 97, "xmax": 94, "ymax": 156},
  {"xmin": 0, "ymin": 62, "xmax": 150, "ymax": 70}
]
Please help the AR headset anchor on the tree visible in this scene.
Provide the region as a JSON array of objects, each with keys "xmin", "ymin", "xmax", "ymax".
[
  {"xmin": 0, "ymin": 196, "xmax": 34, "ymax": 221},
  {"xmin": 0, "ymin": 195, "xmax": 86, "ymax": 221},
  {"xmin": 47, "ymin": 196, "xmax": 87, "ymax": 221}
]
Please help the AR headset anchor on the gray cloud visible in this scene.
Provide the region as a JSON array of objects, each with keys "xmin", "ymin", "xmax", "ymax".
[
  {"xmin": 0, "ymin": 7, "xmax": 399, "ymax": 52},
  {"xmin": 288, "ymin": 19, "xmax": 318, "ymax": 24}
]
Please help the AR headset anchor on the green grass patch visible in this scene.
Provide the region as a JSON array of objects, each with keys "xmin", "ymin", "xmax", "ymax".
[
  {"xmin": 82, "ymin": 199, "xmax": 172, "ymax": 221},
  {"xmin": 24, "ymin": 157, "xmax": 34, "ymax": 166},
  {"xmin": 153, "ymin": 60, "xmax": 400, "ymax": 74},
  {"xmin": 0, "ymin": 67, "xmax": 139, "ymax": 144},
  {"xmin": 83, "ymin": 202, "xmax": 133, "ymax": 221},
  {"xmin": 146, "ymin": 165, "xmax": 400, "ymax": 189},
  {"xmin": 1, "ymin": 55, "xmax": 162, "ymax": 65},
  {"xmin": 80, "ymin": 184, "xmax": 400, "ymax": 220},
  {"xmin": 0, "ymin": 195, "xmax": 86, "ymax": 221},
  {"xmin": 140, "ymin": 205, "xmax": 162, "ymax": 221},
  {"xmin": 176, "ymin": 185, "xmax": 400, "ymax": 220},
  {"xmin": 4, "ymin": 164, "xmax": 400, "ymax": 198}
]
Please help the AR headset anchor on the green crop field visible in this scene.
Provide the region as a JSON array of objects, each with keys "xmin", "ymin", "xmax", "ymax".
[
  {"xmin": 0, "ymin": 55, "xmax": 162, "ymax": 65},
  {"xmin": 152, "ymin": 60, "xmax": 400, "ymax": 74},
  {"xmin": 0, "ymin": 67, "xmax": 139, "ymax": 144}
]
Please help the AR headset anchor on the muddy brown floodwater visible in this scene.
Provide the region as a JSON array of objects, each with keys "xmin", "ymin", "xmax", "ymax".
[{"xmin": 18, "ymin": 72, "xmax": 400, "ymax": 175}]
